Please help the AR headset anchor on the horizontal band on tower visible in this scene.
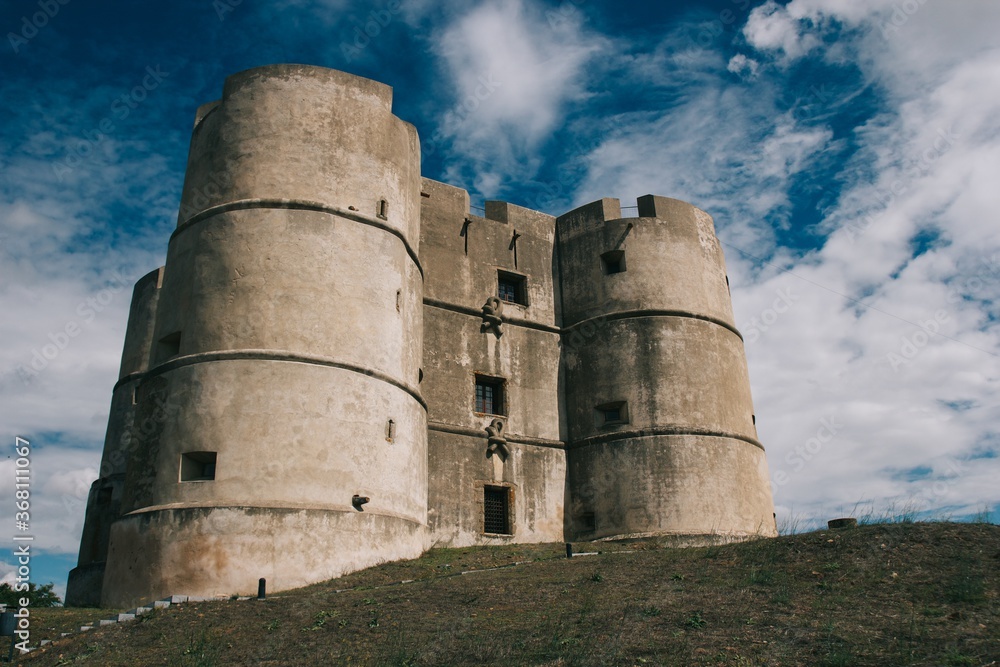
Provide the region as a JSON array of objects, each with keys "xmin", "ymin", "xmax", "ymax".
[
  {"xmin": 171, "ymin": 198, "xmax": 424, "ymax": 278},
  {"xmin": 563, "ymin": 309, "xmax": 743, "ymax": 341},
  {"xmin": 567, "ymin": 426, "xmax": 763, "ymax": 451},
  {"xmin": 428, "ymin": 420, "xmax": 564, "ymax": 449},
  {"xmin": 422, "ymin": 300, "xmax": 743, "ymax": 341},
  {"xmin": 129, "ymin": 349, "xmax": 427, "ymax": 411},
  {"xmin": 423, "ymin": 298, "xmax": 561, "ymax": 334}
]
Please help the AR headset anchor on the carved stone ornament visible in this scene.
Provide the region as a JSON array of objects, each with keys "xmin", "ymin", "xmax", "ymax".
[
  {"xmin": 485, "ymin": 418, "xmax": 509, "ymax": 460},
  {"xmin": 480, "ymin": 296, "xmax": 504, "ymax": 337}
]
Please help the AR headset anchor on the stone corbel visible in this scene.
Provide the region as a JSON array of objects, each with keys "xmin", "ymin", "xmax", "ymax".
[
  {"xmin": 485, "ymin": 418, "xmax": 509, "ymax": 460},
  {"xmin": 480, "ymin": 296, "xmax": 504, "ymax": 337}
]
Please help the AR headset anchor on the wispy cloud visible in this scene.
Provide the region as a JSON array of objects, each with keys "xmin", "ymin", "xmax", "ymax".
[{"xmin": 427, "ymin": 0, "xmax": 609, "ymax": 197}]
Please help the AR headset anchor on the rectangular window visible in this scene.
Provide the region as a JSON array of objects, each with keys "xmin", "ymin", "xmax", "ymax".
[
  {"xmin": 180, "ymin": 451, "xmax": 217, "ymax": 482},
  {"xmin": 595, "ymin": 401, "xmax": 629, "ymax": 427},
  {"xmin": 475, "ymin": 375, "xmax": 506, "ymax": 415},
  {"xmin": 497, "ymin": 270, "xmax": 528, "ymax": 306},
  {"xmin": 156, "ymin": 331, "xmax": 181, "ymax": 363},
  {"xmin": 484, "ymin": 486, "xmax": 511, "ymax": 535},
  {"xmin": 601, "ymin": 250, "xmax": 627, "ymax": 275}
]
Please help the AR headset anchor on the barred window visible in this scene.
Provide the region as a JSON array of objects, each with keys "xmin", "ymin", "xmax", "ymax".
[{"xmin": 484, "ymin": 486, "xmax": 511, "ymax": 534}]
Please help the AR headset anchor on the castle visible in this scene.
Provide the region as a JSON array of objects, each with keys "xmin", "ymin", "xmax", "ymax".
[{"xmin": 66, "ymin": 64, "xmax": 777, "ymax": 609}]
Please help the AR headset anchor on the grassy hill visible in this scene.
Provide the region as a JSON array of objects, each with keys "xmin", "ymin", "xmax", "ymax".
[{"xmin": 17, "ymin": 522, "xmax": 1000, "ymax": 666}]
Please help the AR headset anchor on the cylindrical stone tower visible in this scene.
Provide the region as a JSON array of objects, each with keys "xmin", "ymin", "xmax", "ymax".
[
  {"xmin": 559, "ymin": 195, "xmax": 776, "ymax": 543},
  {"xmin": 65, "ymin": 267, "xmax": 163, "ymax": 606},
  {"xmin": 100, "ymin": 65, "xmax": 427, "ymax": 608}
]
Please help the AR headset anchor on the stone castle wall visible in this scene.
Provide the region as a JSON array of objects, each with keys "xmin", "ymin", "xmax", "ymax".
[{"xmin": 67, "ymin": 64, "xmax": 775, "ymax": 609}]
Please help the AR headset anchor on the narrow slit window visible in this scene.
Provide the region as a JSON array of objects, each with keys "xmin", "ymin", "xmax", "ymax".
[
  {"xmin": 483, "ymin": 486, "xmax": 511, "ymax": 535},
  {"xmin": 180, "ymin": 451, "xmax": 217, "ymax": 482},
  {"xmin": 601, "ymin": 250, "xmax": 626, "ymax": 275},
  {"xmin": 475, "ymin": 375, "xmax": 506, "ymax": 416},
  {"xmin": 377, "ymin": 199, "xmax": 388, "ymax": 220},
  {"xmin": 497, "ymin": 270, "xmax": 528, "ymax": 306}
]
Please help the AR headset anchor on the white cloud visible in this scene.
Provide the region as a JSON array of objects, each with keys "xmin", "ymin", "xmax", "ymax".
[
  {"xmin": 429, "ymin": 0, "xmax": 608, "ymax": 196},
  {"xmin": 743, "ymin": 0, "xmax": 822, "ymax": 61},
  {"xmin": 727, "ymin": 53, "xmax": 760, "ymax": 79}
]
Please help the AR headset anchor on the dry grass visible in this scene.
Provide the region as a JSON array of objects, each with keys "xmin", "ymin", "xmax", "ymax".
[{"xmin": 17, "ymin": 522, "xmax": 1000, "ymax": 666}]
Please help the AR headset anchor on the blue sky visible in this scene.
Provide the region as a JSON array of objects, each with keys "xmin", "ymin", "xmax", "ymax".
[{"xmin": 1, "ymin": 0, "xmax": 998, "ymax": 600}]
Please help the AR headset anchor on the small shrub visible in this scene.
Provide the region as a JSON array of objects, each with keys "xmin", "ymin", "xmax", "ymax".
[{"xmin": 684, "ymin": 612, "xmax": 707, "ymax": 629}]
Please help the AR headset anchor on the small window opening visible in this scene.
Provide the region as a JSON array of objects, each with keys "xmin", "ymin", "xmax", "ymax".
[
  {"xmin": 579, "ymin": 511, "xmax": 596, "ymax": 533},
  {"xmin": 131, "ymin": 385, "xmax": 139, "ymax": 405},
  {"xmin": 386, "ymin": 418, "xmax": 396, "ymax": 442},
  {"xmin": 180, "ymin": 451, "xmax": 217, "ymax": 482},
  {"xmin": 497, "ymin": 270, "xmax": 528, "ymax": 306},
  {"xmin": 156, "ymin": 331, "xmax": 181, "ymax": 363},
  {"xmin": 395, "ymin": 289, "xmax": 402, "ymax": 312},
  {"xmin": 601, "ymin": 250, "xmax": 626, "ymax": 275},
  {"xmin": 475, "ymin": 375, "xmax": 506, "ymax": 415},
  {"xmin": 752, "ymin": 414, "xmax": 756, "ymax": 425},
  {"xmin": 483, "ymin": 486, "xmax": 511, "ymax": 535},
  {"xmin": 377, "ymin": 199, "xmax": 388, "ymax": 220},
  {"xmin": 595, "ymin": 401, "xmax": 628, "ymax": 427}
]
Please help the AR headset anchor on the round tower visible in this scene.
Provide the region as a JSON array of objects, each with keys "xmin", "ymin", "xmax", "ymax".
[
  {"xmin": 66, "ymin": 267, "xmax": 162, "ymax": 606},
  {"xmin": 101, "ymin": 65, "xmax": 426, "ymax": 608},
  {"xmin": 558, "ymin": 195, "xmax": 776, "ymax": 543}
]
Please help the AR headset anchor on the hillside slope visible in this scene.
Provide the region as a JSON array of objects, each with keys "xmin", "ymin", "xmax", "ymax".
[{"xmin": 19, "ymin": 522, "xmax": 1000, "ymax": 666}]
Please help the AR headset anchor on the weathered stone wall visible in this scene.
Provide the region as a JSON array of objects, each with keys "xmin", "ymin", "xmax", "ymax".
[
  {"xmin": 100, "ymin": 64, "xmax": 428, "ymax": 609},
  {"xmin": 419, "ymin": 178, "xmax": 565, "ymax": 547},
  {"xmin": 558, "ymin": 195, "xmax": 776, "ymax": 541}
]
